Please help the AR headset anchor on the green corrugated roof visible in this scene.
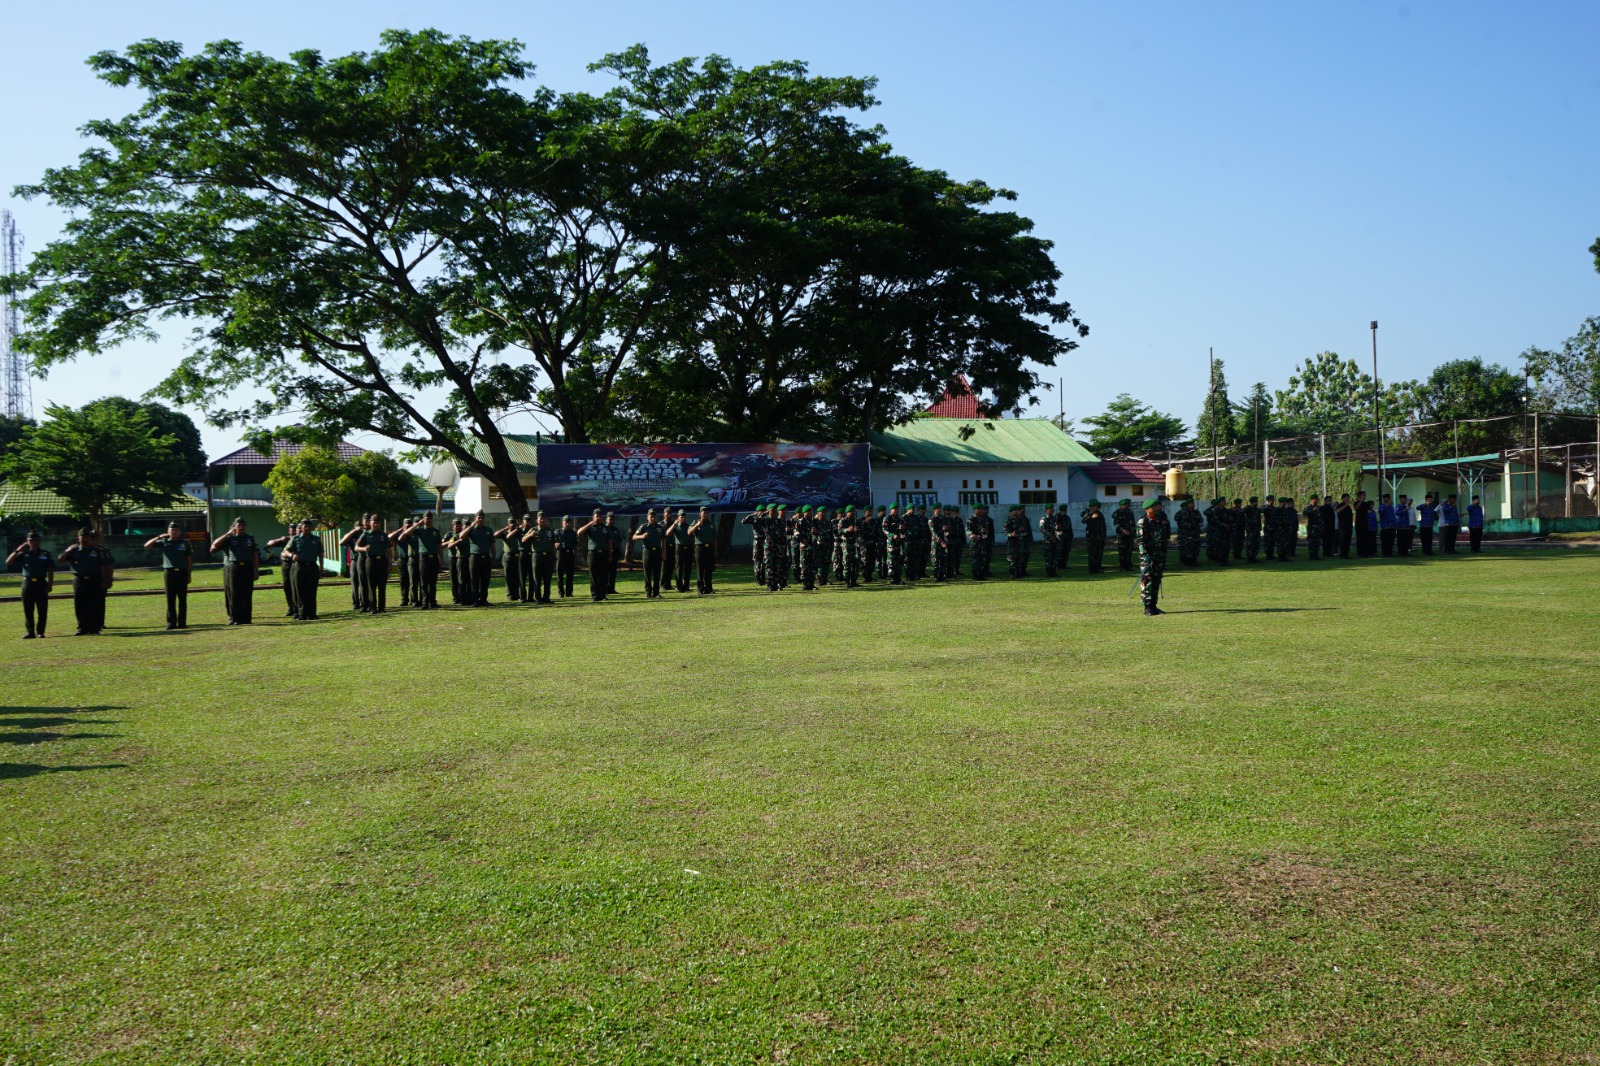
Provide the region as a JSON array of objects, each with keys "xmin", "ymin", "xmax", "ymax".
[
  {"xmin": 0, "ymin": 482, "xmax": 207, "ymax": 517},
  {"xmin": 1362, "ymin": 453, "xmax": 1500, "ymax": 472},
  {"xmin": 464, "ymin": 434, "xmax": 544, "ymax": 474},
  {"xmin": 870, "ymin": 418, "xmax": 1098, "ymax": 465}
]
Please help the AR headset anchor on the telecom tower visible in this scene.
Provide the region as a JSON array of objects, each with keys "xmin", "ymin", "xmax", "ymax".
[{"xmin": 1, "ymin": 209, "xmax": 31, "ymax": 420}]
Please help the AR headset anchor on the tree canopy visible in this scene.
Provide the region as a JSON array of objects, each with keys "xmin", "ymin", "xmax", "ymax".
[
  {"xmin": 1081, "ymin": 394, "xmax": 1186, "ymax": 455},
  {"xmin": 81, "ymin": 397, "xmax": 206, "ymax": 483},
  {"xmin": 1407, "ymin": 358, "xmax": 1527, "ymax": 456},
  {"xmin": 7, "ymin": 402, "xmax": 187, "ymax": 531},
  {"xmin": 5, "ymin": 32, "xmax": 1084, "ymax": 515},
  {"xmin": 263, "ymin": 446, "xmax": 422, "ymax": 527},
  {"xmin": 1273, "ymin": 351, "xmax": 1414, "ymax": 441}
]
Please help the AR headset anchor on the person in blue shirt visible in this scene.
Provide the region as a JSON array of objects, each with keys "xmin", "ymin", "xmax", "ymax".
[
  {"xmin": 7, "ymin": 530, "xmax": 56, "ymax": 638},
  {"xmin": 1467, "ymin": 495, "xmax": 1486, "ymax": 553},
  {"xmin": 1394, "ymin": 496, "xmax": 1414, "ymax": 556},
  {"xmin": 1378, "ymin": 495, "xmax": 1396, "ymax": 557},
  {"xmin": 1440, "ymin": 494, "xmax": 1462, "ymax": 554},
  {"xmin": 1417, "ymin": 493, "xmax": 1438, "ymax": 556}
]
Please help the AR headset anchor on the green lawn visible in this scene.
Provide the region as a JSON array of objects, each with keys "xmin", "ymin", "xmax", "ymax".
[{"xmin": 2, "ymin": 551, "xmax": 1598, "ymax": 1063}]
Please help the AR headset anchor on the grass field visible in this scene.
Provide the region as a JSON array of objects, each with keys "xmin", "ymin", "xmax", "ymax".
[{"xmin": 2, "ymin": 550, "xmax": 1598, "ymax": 1063}]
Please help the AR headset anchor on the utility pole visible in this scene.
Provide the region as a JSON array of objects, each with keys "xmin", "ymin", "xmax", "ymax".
[
  {"xmin": 1208, "ymin": 348, "xmax": 1219, "ymax": 499},
  {"xmin": 1371, "ymin": 321, "xmax": 1383, "ymax": 501}
]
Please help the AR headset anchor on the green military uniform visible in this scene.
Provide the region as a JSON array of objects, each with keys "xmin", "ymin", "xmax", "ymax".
[
  {"xmin": 61, "ymin": 541, "xmax": 113, "ymax": 635},
  {"xmin": 412, "ymin": 524, "xmax": 443, "ymax": 608},
  {"xmin": 217, "ymin": 530, "xmax": 259, "ymax": 624},
  {"xmin": 153, "ymin": 534, "xmax": 194, "ymax": 629},
  {"xmin": 526, "ymin": 522, "xmax": 557, "ymax": 604},
  {"xmin": 288, "ymin": 531, "xmax": 324, "ymax": 620},
  {"xmin": 14, "ymin": 542, "xmax": 55, "ymax": 638}
]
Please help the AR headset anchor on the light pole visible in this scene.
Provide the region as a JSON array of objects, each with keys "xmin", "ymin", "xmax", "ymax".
[
  {"xmin": 1371, "ymin": 321, "xmax": 1383, "ymax": 498},
  {"xmin": 1208, "ymin": 347, "xmax": 1220, "ymax": 499}
]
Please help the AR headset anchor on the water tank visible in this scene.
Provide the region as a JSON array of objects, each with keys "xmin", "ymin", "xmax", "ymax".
[{"xmin": 1165, "ymin": 467, "xmax": 1187, "ymax": 498}]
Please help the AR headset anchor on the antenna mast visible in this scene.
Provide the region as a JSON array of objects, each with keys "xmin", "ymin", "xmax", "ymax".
[{"xmin": 1, "ymin": 210, "xmax": 30, "ymax": 420}]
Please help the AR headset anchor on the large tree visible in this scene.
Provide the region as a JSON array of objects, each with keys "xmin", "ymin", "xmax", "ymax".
[
  {"xmin": 1081, "ymin": 394, "xmax": 1186, "ymax": 455},
  {"xmin": 8, "ymin": 402, "xmax": 186, "ymax": 531},
  {"xmin": 5, "ymin": 31, "xmax": 674, "ymax": 517},
  {"xmin": 263, "ymin": 446, "xmax": 422, "ymax": 527},
  {"xmin": 598, "ymin": 49, "xmax": 1084, "ymax": 443},
  {"xmin": 1274, "ymin": 351, "xmax": 1414, "ymax": 448},
  {"xmin": 81, "ymin": 397, "xmax": 206, "ymax": 483},
  {"xmin": 1408, "ymin": 358, "xmax": 1526, "ymax": 456},
  {"xmin": 0, "ymin": 414, "xmax": 35, "ymax": 477}
]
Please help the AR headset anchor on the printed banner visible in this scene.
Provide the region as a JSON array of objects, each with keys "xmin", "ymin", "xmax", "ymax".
[{"xmin": 535, "ymin": 443, "xmax": 871, "ymax": 514}]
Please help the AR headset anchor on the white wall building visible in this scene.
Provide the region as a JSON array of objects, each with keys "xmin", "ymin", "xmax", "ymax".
[{"xmin": 868, "ymin": 417, "xmax": 1099, "ymax": 511}]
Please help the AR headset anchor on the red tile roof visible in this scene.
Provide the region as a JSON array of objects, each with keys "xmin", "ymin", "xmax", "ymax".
[
  {"xmin": 1082, "ymin": 459, "xmax": 1163, "ymax": 485},
  {"xmin": 209, "ymin": 438, "xmax": 366, "ymax": 468},
  {"xmin": 925, "ymin": 375, "xmax": 986, "ymax": 419}
]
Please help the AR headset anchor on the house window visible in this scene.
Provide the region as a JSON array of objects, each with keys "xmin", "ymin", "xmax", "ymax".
[
  {"xmin": 1130, "ymin": 484, "xmax": 1146, "ymax": 497},
  {"xmin": 897, "ymin": 492, "xmax": 940, "ymax": 509},
  {"xmin": 926, "ymin": 480, "xmax": 934, "ymax": 489},
  {"xmin": 1046, "ymin": 479, "xmax": 1053, "ymax": 488},
  {"xmin": 1019, "ymin": 490, "xmax": 1058, "ymax": 506},
  {"xmin": 959, "ymin": 491, "xmax": 999, "ymax": 507},
  {"xmin": 489, "ymin": 487, "xmax": 504, "ymax": 500},
  {"xmin": 962, "ymin": 480, "xmax": 969, "ymax": 489},
  {"xmin": 900, "ymin": 480, "xmax": 906, "ymax": 489},
  {"xmin": 987, "ymin": 480, "xmax": 994, "ymax": 488},
  {"xmin": 913, "ymin": 480, "xmax": 920, "ymax": 489},
  {"xmin": 1103, "ymin": 485, "xmax": 1117, "ymax": 497}
]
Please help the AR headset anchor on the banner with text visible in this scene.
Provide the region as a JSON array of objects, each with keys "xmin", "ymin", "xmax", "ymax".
[{"xmin": 535, "ymin": 443, "xmax": 871, "ymax": 514}]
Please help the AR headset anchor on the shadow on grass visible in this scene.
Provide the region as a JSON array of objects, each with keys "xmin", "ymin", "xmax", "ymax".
[
  {"xmin": 1165, "ymin": 607, "xmax": 1341, "ymax": 614},
  {"xmin": 1, "ymin": 762, "xmax": 128, "ymax": 781}
]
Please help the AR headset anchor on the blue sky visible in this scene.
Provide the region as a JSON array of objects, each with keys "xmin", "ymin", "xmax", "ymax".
[{"xmin": 4, "ymin": 0, "xmax": 1597, "ymax": 458}]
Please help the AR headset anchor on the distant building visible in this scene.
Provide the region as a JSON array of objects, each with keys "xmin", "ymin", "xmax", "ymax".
[
  {"xmin": 0, "ymin": 482, "xmax": 206, "ymax": 538},
  {"xmin": 205, "ymin": 437, "xmax": 365, "ymax": 541},
  {"xmin": 869, "ymin": 417, "xmax": 1098, "ymax": 512},
  {"xmin": 427, "ymin": 434, "xmax": 544, "ymax": 517},
  {"xmin": 1072, "ymin": 458, "xmax": 1167, "ymax": 505}
]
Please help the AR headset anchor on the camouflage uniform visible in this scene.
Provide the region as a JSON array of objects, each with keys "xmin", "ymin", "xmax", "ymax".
[
  {"xmin": 1056, "ymin": 506, "xmax": 1074, "ymax": 571},
  {"xmin": 883, "ymin": 507, "xmax": 906, "ymax": 584},
  {"xmin": 1242, "ymin": 499, "xmax": 1261, "ymax": 562},
  {"xmin": 1081, "ymin": 503, "xmax": 1107, "ymax": 573},
  {"xmin": 1229, "ymin": 500, "xmax": 1246, "ymax": 560},
  {"xmin": 1138, "ymin": 502, "xmax": 1171, "ymax": 615},
  {"xmin": 862, "ymin": 507, "xmax": 882, "ymax": 581},
  {"xmin": 1038, "ymin": 509, "xmax": 1061, "ymax": 577},
  {"xmin": 1277, "ymin": 500, "xmax": 1298, "ymax": 560},
  {"xmin": 1003, "ymin": 505, "xmax": 1032, "ymax": 577},
  {"xmin": 1260, "ymin": 496, "xmax": 1277, "ymax": 560},
  {"xmin": 1176, "ymin": 500, "xmax": 1203, "ymax": 566},
  {"xmin": 930, "ymin": 508, "xmax": 951, "ymax": 580},
  {"xmin": 794, "ymin": 507, "xmax": 817, "ymax": 590},
  {"xmin": 1303, "ymin": 501, "xmax": 1322, "ymax": 560},
  {"xmin": 816, "ymin": 509, "xmax": 834, "ymax": 585},
  {"xmin": 967, "ymin": 506, "xmax": 995, "ymax": 579},
  {"xmin": 766, "ymin": 507, "xmax": 790, "ymax": 590},
  {"xmin": 1112, "ymin": 501, "xmax": 1136, "ymax": 571},
  {"xmin": 742, "ymin": 505, "xmax": 767, "ymax": 587},
  {"xmin": 840, "ymin": 508, "xmax": 861, "ymax": 586},
  {"xmin": 1204, "ymin": 500, "xmax": 1230, "ymax": 565},
  {"xmin": 945, "ymin": 507, "xmax": 965, "ymax": 578}
]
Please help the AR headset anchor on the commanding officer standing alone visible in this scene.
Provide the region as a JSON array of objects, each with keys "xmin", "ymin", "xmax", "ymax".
[
  {"xmin": 59, "ymin": 529, "xmax": 114, "ymax": 636},
  {"xmin": 8, "ymin": 531, "xmax": 56, "ymax": 638},
  {"xmin": 211, "ymin": 518, "xmax": 260, "ymax": 624},
  {"xmin": 1137, "ymin": 497, "xmax": 1170, "ymax": 616},
  {"xmin": 143, "ymin": 521, "xmax": 194, "ymax": 630}
]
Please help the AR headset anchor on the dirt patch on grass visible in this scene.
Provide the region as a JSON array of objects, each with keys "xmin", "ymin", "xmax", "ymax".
[{"xmin": 1218, "ymin": 854, "xmax": 1436, "ymax": 926}]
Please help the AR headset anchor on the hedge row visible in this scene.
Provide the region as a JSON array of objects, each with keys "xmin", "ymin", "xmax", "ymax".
[{"xmin": 1177, "ymin": 460, "xmax": 1366, "ymax": 504}]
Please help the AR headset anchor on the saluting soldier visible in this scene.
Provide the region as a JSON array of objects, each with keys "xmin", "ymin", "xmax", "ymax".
[
  {"xmin": 671, "ymin": 508, "xmax": 695, "ymax": 592},
  {"xmin": 8, "ymin": 531, "xmax": 56, "ymax": 638},
  {"xmin": 690, "ymin": 506, "xmax": 717, "ymax": 594},
  {"xmin": 576, "ymin": 510, "xmax": 610, "ymax": 602},
  {"xmin": 59, "ymin": 529, "xmax": 114, "ymax": 636},
  {"xmin": 265, "ymin": 527, "xmax": 298, "ymax": 616},
  {"xmin": 522, "ymin": 511, "xmax": 557, "ymax": 604},
  {"xmin": 1277, "ymin": 497, "xmax": 1298, "ymax": 560},
  {"xmin": 1229, "ymin": 499, "xmax": 1246, "ymax": 560},
  {"xmin": 860, "ymin": 506, "xmax": 881, "ymax": 582},
  {"xmin": 881, "ymin": 503, "xmax": 904, "ymax": 585},
  {"xmin": 632, "ymin": 509, "xmax": 667, "ymax": 598},
  {"xmin": 444, "ymin": 519, "xmax": 465, "ymax": 603},
  {"xmin": 400, "ymin": 511, "xmax": 443, "ymax": 609},
  {"xmin": 766, "ymin": 504, "xmax": 791, "ymax": 590},
  {"xmin": 495, "ymin": 515, "xmax": 529, "ymax": 602},
  {"xmin": 1242, "ymin": 498, "xmax": 1261, "ymax": 562},
  {"xmin": 741, "ymin": 505, "xmax": 767, "ymax": 588},
  {"xmin": 1038, "ymin": 506, "xmax": 1061, "ymax": 578},
  {"xmin": 1055, "ymin": 504, "xmax": 1073, "ymax": 571},
  {"xmin": 1175, "ymin": 498, "xmax": 1202, "ymax": 565},
  {"xmin": 394, "ymin": 518, "xmax": 414, "ymax": 606},
  {"xmin": 283, "ymin": 519, "xmax": 324, "ymax": 620},
  {"xmin": 661, "ymin": 509, "xmax": 679, "ymax": 591},
  {"xmin": 355, "ymin": 517, "xmax": 392, "ymax": 612},
  {"xmin": 462, "ymin": 511, "xmax": 496, "ymax": 606},
  {"xmin": 1302, "ymin": 498, "xmax": 1323, "ymax": 560},
  {"xmin": 143, "ymin": 521, "xmax": 194, "ymax": 630},
  {"xmin": 212, "ymin": 515, "xmax": 259, "ymax": 624},
  {"xmin": 339, "ymin": 517, "xmax": 368, "ymax": 611},
  {"xmin": 555, "ymin": 515, "xmax": 578, "ymax": 597},
  {"xmin": 1081, "ymin": 500, "xmax": 1107, "ymax": 573}
]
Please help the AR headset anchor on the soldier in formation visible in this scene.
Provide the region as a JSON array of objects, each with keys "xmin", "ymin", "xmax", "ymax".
[
  {"xmin": 143, "ymin": 521, "xmax": 194, "ymax": 630},
  {"xmin": 1003, "ymin": 504, "xmax": 1032, "ymax": 578},
  {"xmin": 1175, "ymin": 498, "xmax": 1202, "ymax": 566},
  {"xmin": 7, "ymin": 531, "xmax": 56, "ymax": 638},
  {"xmin": 1081, "ymin": 500, "xmax": 1107, "ymax": 573},
  {"xmin": 1112, "ymin": 499, "xmax": 1136, "ymax": 571},
  {"xmin": 967, "ymin": 502, "xmax": 995, "ymax": 579}
]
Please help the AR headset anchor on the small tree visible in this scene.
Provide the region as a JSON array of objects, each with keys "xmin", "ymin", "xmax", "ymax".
[
  {"xmin": 1081, "ymin": 394, "xmax": 1187, "ymax": 455},
  {"xmin": 1194, "ymin": 358, "xmax": 1236, "ymax": 452},
  {"xmin": 8, "ymin": 402, "xmax": 185, "ymax": 532},
  {"xmin": 82, "ymin": 397, "xmax": 207, "ymax": 483},
  {"xmin": 264, "ymin": 446, "xmax": 421, "ymax": 527}
]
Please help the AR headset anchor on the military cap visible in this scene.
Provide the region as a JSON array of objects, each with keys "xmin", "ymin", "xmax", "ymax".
[
  {"xmin": 974, "ymin": 502, "xmax": 988, "ymax": 510},
  {"xmin": 1144, "ymin": 496, "xmax": 1164, "ymax": 509},
  {"xmin": 1010, "ymin": 504, "xmax": 1023, "ymax": 511},
  {"xmin": 1248, "ymin": 496, "xmax": 1258, "ymax": 504},
  {"xmin": 878, "ymin": 505, "xmax": 887, "ymax": 512},
  {"xmin": 1058, "ymin": 503, "xmax": 1069, "ymax": 511},
  {"xmin": 799, "ymin": 504, "xmax": 810, "ymax": 512},
  {"xmin": 1088, "ymin": 499, "xmax": 1101, "ymax": 507}
]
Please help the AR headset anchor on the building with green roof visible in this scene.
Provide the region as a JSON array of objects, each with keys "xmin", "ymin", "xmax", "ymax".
[{"xmin": 869, "ymin": 417, "xmax": 1097, "ymax": 511}]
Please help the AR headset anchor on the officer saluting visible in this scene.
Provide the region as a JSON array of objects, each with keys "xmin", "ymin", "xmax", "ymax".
[
  {"xmin": 58, "ymin": 528, "xmax": 114, "ymax": 636},
  {"xmin": 210, "ymin": 517, "xmax": 260, "ymax": 624},
  {"xmin": 7, "ymin": 531, "xmax": 56, "ymax": 638},
  {"xmin": 143, "ymin": 521, "xmax": 194, "ymax": 630}
]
